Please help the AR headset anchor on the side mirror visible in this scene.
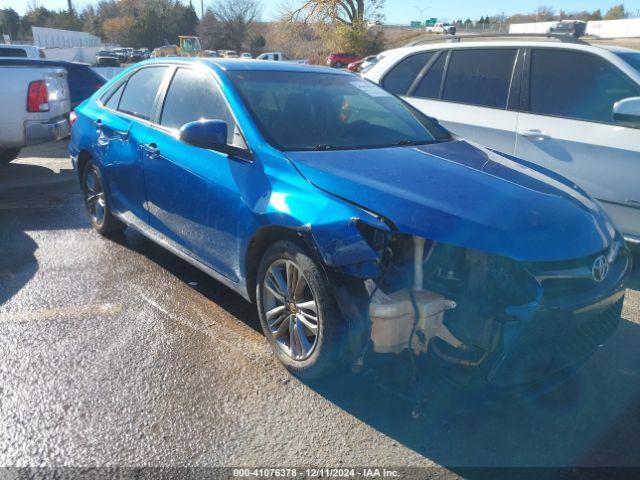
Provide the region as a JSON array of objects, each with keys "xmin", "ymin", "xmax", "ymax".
[
  {"xmin": 179, "ymin": 119, "xmax": 228, "ymax": 150},
  {"xmin": 613, "ymin": 97, "xmax": 640, "ymax": 128}
]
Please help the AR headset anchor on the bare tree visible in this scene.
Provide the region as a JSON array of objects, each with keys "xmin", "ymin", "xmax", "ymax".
[
  {"xmin": 213, "ymin": 0, "xmax": 261, "ymax": 52},
  {"xmin": 287, "ymin": 0, "xmax": 383, "ymax": 26}
]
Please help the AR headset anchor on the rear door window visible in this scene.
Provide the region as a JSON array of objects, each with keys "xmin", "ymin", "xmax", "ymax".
[
  {"xmin": 0, "ymin": 47, "xmax": 27, "ymax": 57},
  {"xmin": 412, "ymin": 52, "xmax": 447, "ymax": 99},
  {"xmin": 529, "ymin": 49, "xmax": 640, "ymax": 124},
  {"xmin": 441, "ymin": 49, "xmax": 517, "ymax": 108},
  {"xmin": 118, "ymin": 66, "xmax": 168, "ymax": 121},
  {"xmin": 382, "ymin": 52, "xmax": 434, "ymax": 96},
  {"xmin": 160, "ymin": 68, "xmax": 234, "ymax": 143}
]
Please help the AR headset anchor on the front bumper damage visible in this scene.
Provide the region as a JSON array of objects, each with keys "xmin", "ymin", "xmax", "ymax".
[{"xmin": 324, "ymin": 228, "xmax": 631, "ymax": 390}]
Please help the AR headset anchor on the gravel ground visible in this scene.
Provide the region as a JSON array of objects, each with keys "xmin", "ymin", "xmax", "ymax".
[{"xmin": 0, "ymin": 141, "xmax": 639, "ymax": 473}]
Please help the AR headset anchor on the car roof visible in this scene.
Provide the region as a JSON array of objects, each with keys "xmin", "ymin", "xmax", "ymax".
[
  {"xmin": 0, "ymin": 58, "xmax": 90, "ymax": 67},
  {"xmin": 387, "ymin": 39, "xmax": 636, "ymax": 56},
  {"xmin": 143, "ymin": 57, "xmax": 350, "ymax": 75}
]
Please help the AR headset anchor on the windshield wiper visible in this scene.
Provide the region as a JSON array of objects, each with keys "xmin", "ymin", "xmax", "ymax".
[
  {"xmin": 312, "ymin": 144, "xmax": 335, "ymax": 151},
  {"xmin": 394, "ymin": 139, "xmax": 423, "ymax": 146}
]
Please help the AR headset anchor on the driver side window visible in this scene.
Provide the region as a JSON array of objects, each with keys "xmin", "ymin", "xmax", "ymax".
[{"xmin": 160, "ymin": 67, "xmax": 244, "ymax": 147}]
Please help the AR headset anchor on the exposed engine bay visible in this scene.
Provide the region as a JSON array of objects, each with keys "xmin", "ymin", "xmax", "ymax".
[{"xmin": 348, "ymin": 230, "xmax": 629, "ymax": 390}]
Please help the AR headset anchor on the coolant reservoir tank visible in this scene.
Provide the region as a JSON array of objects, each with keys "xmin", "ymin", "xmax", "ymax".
[{"xmin": 369, "ymin": 289, "xmax": 415, "ymax": 354}]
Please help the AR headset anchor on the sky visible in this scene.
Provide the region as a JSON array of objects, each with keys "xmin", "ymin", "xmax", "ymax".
[{"xmin": 2, "ymin": 0, "xmax": 638, "ymax": 24}]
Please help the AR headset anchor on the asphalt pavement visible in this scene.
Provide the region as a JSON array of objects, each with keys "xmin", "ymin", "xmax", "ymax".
[{"xmin": 1, "ymin": 141, "xmax": 640, "ymax": 473}]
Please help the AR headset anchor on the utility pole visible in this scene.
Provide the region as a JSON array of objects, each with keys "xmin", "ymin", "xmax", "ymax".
[
  {"xmin": 201, "ymin": 0, "xmax": 204, "ymax": 19},
  {"xmin": 67, "ymin": 0, "xmax": 74, "ymax": 14}
]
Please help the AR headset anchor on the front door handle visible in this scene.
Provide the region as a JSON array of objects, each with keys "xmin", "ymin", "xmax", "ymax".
[
  {"xmin": 142, "ymin": 143, "xmax": 160, "ymax": 159},
  {"xmin": 519, "ymin": 129, "xmax": 551, "ymax": 140}
]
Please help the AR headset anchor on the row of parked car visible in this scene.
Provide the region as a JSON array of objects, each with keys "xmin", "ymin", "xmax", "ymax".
[{"xmin": 96, "ymin": 48, "xmax": 151, "ymax": 66}]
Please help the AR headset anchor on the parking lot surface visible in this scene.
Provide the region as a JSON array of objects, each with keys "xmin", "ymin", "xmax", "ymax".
[{"xmin": 1, "ymin": 142, "xmax": 640, "ymax": 470}]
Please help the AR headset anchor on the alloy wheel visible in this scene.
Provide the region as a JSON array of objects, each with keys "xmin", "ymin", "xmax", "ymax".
[
  {"xmin": 83, "ymin": 168, "xmax": 106, "ymax": 226},
  {"xmin": 262, "ymin": 259, "xmax": 319, "ymax": 361}
]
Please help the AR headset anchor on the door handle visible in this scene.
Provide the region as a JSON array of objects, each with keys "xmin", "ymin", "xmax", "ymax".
[
  {"xmin": 112, "ymin": 129, "xmax": 129, "ymax": 141},
  {"xmin": 519, "ymin": 129, "xmax": 551, "ymax": 140},
  {"xmin": 94, "ymin": 119, "xmax": 103, "ymax": 132},
  {"xmin": 142, "ymin": 143, "xmax": 160, "ymax": 159}
]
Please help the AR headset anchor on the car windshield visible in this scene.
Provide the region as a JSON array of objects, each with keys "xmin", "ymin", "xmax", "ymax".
[
  {"xmin": 617, "ymin": 52, "xmax": 640, "ymax": 74},
  {"xmin": 227, "ymin": 70, "xmax": 450, "ymax": 151}
]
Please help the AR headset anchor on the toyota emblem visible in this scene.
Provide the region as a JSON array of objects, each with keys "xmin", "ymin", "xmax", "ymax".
[{"xmin": 592, "ymin": 255, "xmax": 609, "ymax": 283}]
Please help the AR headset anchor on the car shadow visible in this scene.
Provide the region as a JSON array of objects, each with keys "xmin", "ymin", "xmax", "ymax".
[
  {"xmin": 113, "ymin": 230, "xmax": 640, "ymax": 471},
  {"xmin": 0, "ymin": 160, "xmax": 86, "ymax": 306}
]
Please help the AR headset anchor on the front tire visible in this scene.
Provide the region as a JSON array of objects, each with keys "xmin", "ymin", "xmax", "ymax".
[
  {"xmin": 334, "ymin": 61, "xmax": 342, "ymax": 68},
  {"xmin": 0, "ymin": 148, "xmax": 21, "ymax": 165},
  {"xmin": 81, "ymin": 160, "xmax": 124, "ymax": 236},
  {"xmin": 256, "ymin": 241, "xmax": 347, "ymax": 379}
]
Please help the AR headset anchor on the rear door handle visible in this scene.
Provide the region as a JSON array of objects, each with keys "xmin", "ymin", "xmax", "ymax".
[
  {"xmin": 142, "ymin": 143, "xmax": 160, "ymax": 158},
  {"xmin": 519, "ymin": 129, "xmax": 551, "ymax": 140}
]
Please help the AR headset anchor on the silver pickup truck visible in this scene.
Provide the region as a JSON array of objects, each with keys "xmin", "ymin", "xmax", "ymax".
[{"xmin": 0, "ymin": 65, "xmax": 71, "ymax": 164}]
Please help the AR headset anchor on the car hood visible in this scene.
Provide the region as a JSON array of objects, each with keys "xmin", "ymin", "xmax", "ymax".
[{"xmin": 286, "ymin": 139, "xmax": 616, "ymax": 262}]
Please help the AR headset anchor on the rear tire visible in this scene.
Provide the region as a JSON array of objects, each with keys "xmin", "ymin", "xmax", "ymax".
[
  {"xmin": 334, "ymin": 61, "xmax": 342, "ymax": 68},
  {"xmin": 0, "ymin": 148, "xmax": 21, "ymax": 165},
  {"xmin": 256, "ymin": 241, "xmax": 348, "ymax": 379},
  {"xmin": 81, "ymin": 160, "xmax": 124, "ymax": 236}
]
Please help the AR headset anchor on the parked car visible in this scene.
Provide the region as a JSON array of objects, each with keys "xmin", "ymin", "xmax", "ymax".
[
  {"xmin": 364, "ymin": 40, "xmax": 640, "ymax": 245},
  {"xmin": 348, "ymin": 55, "xmax": 377, "ymax": 72},
  {"xmin": 425, "ymin": 22, "xmax": 456, "ymax": 35},
  {"xmin": 548, "ymin": 20, "xmax": 587, "ymax": 38},
  {"xmin": 256, "ymin": 52, "xmax": 309, "ymax": 64},
  {"xmin": 204, "ymin": 50, "xmax": 220, "ymax": 58},
  {"xmin": 131, "ymin": 49, "xmax": 147, "ymax": 63},
  {"xmin": 0, "ymin": 58, "xmax": 106, "ymax": 108},
  {"xmin": 222, "ymin": 50, "xmax": 238, "ymax": 58},
  {"xmin": 69, "ymin": 58, "xmax": 630, "ymax": 389},
  {"xmin": 240, "ymin": 52, "xmax": 253, "ymax": 59},
  {"xmin": 0, "ymin": 63, "xmax": 70, "ymax": 164},
  {"xmin": 0, "ymin": 44, "xmax": 46, "ymax": 59},
  {"xmin": 96, "ymin": 50, "xmax": 120, "ymax": 67},
  {"xmin": 326, "ymin": 52, "xmax": 360, "ymax": 68}
]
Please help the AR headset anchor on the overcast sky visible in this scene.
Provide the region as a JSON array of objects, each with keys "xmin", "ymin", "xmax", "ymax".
[{"xmin": 2, "ymin": 0, "xmax": 638, "ymax": 24}]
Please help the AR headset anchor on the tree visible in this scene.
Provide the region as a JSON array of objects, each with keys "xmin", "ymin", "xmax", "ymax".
[
  {"xmin": 0, "ymin": 8, "xmax": 20, "ymax": 39},
  {"xmin": 212, "ymin": 0, "xmax": 261, "ymax": 52},
  {"xmin": 287, "ymin": 0, "xmax": 384, "ymax": 26},
  {"xmin": 102, "ymin": 15, "xmax": 135, "ymax": 45},
  {"xmin": 604, "ymin": 4, "xmax": 627, "ymax": 20}
]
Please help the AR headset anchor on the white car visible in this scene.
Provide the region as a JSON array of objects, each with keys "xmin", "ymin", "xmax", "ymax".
[
  {"xmin": 425, "ymin": 23, "xmax": 456, "ymax": 35},
  {"xmin": 363, "ymin": 40, "xmax": 640, "ymax": 244},
  {"xmin": 256, "ymin": 52, "xmax": 309, "ymax": 64},
  {"xmin": 0, "ymin": 44, "xmax": 46, "ymax": 59},
  {"xmin": 0, "ymin": 64, "xmax": 70, "ymax": 164}
]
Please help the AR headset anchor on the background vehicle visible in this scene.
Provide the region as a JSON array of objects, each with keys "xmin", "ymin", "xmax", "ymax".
[
  {"xmin": 0, "ymin": 64, "xmax": 70, "ymax": 164},
  {"xmin": 204, "ymin": 50, "xmax": 220, "ymax": 57},
  {"xmin": 364, "ymin": 40, "xmax": 640, "ymax": 244},
  {"xmin": 326, "ymin": 52, "xmax": 360, "ymax": 68},
  {"xmin": 152, "ymin": 45, "xmax": 178, "ymax": 58},
  {"xmin": 111, "ymin": 48, "xmax": 129, "ymax": 64},
  {"xmin": 256, "ymin": 52, "xmax": 309, "ymax": 64},
  {"xmin": 548, "ymin": 20, "xmax": 587, "ymax": 38},
  {"xmin": 0, "ymin": 58, "xmax": 105, "ymax": 109},
  {"xmin": 222, "ymin": 50, "xmax": 239, "ymax": 58},
  {"xmin": 0, "ymin": 44, "xmax": 46, "ymax": 58},
  {"xmin": 348, "ymin": 55, "xmax": 377, "ymax": 72},
  {"xmin": 178, "ymin": 36, "xmax": 203, "ymax": 57},
  {"xmin": 70, "ymin": 59, "xmax": 629, "ymax": 389},
  {"xmin": 96, "ymin": 50, "xmax": 120, "ymax": 66},
  {"xmin": 240, "ymin": 52, "xmax": 253, "ymax": 59},
  {"xmin": 425, "ymin": 23, "xmax": 456, "ymax": 35}
]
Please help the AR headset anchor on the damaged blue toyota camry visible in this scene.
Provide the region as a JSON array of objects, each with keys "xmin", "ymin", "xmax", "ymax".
[{"xmin": 69, "ymin": 59, "xmax": 631, "ymax": 389}]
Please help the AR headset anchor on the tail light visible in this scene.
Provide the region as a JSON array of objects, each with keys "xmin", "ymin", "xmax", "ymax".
[
  {"xmin": 27, "ymin": 80, "xmax": 50, "ymax": 112},
  {"xmin": 69, "ymin": 110, "xmax": 77, "ymax": 126}
]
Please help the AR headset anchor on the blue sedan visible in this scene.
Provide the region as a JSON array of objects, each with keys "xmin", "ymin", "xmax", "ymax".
[{"xmin": 69, "ymin": 58, "xmax": 631, "ymax": 387}]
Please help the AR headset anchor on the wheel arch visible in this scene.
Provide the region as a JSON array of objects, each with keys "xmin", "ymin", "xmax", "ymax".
[{"xmin": 244, "ymin": 225, "xmax": 320, "ymax": 303}]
